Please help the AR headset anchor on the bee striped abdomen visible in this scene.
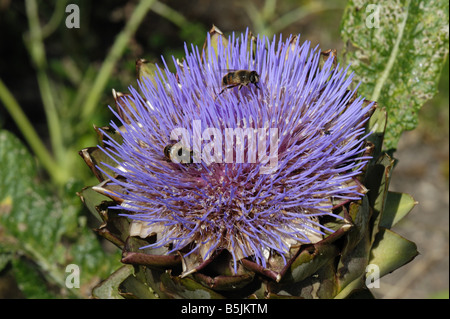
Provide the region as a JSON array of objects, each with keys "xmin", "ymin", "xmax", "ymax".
[{"xmin": 222, "ymin": 74, "xmax": 232, "ymax": 85}]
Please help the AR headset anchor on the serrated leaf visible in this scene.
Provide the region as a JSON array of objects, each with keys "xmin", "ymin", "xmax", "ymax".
[
  {"xmin": 341, "ymin": 0, "xmax": 449, "ymax": 150},
  {"xmin": 380, "ymin": 191, "xmax": 417, "ymax": 228},
  {"xmin": 369, "ymin": 228, "xmax": 418, "ymax": 278}
]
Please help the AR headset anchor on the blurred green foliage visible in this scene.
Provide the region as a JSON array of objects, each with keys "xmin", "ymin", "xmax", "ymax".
[{"xmin": 0, "ymin": 0, "xmax": 448, "ymax": 298}]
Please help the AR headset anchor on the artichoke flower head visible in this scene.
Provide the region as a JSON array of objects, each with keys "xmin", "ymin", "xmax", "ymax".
[{"xmin": 79, "ymin": 26, "xmax": 418, "ymax": 299}]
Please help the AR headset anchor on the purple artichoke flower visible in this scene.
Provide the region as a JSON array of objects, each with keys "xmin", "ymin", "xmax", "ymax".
[{"xmin": 97, "ymin": 30, "xmax": 373, "ymax": 276}]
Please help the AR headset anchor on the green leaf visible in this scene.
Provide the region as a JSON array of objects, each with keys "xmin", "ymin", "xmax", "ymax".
[
  {"xmin": 277, "ymin": 260, "xmax": 338, "ymax": 299},
  {"xmin": 366, "ymin": 105, "xmax": 387, "ymax": 161},
  {"xmin": 335, "ymin": 199, "xmax": 372, "ymax": 294},
  {"xmin": 287, "ymin": 244, "xmax": 339, "ymax": 283},
  {"xmin": 341, "ymin": 0, "xmax": 449, "ymax": 150},
  {"xmin": 346, "ymin": 196, "xmax": 371, "ymax": 250},
  {"xmin": 369, "ymin": 228, "xmax": 418, "ymax": 278},
  {"xmin": 160, "ymin": 272, "xmax": 226, "ymax": 299},
  {"xmin": 364, "ymin": 153, "xmax": 395, "ymax": 241},
  {"xmin": 118, "ymin": 272, "xmax": 159, "ymax": 299},
  {"xmin": 379, "ymin": 191, "xmax": 417, "ymax": 228},
  {"xmin": 201, "ymin": 25, "xmax": 229, "ymax": 63},
  {"xmin": 136, "ymin": 59, "xmax": 167, "ymax": 91},
  {"xmin": 0, "ymin": 130, "xmax": 119, "ymax": 298},
  {"xmin": 0, "ymin": 131, "xmax": 67, "ymax": 279},
  {"xmin": 12, "ymin": 257, "xmax": 57, "ymax": 299},
  {"xmin": 140, "ymin": 266, "xmax": 170, "ymax": 299},
  {"xmin": 337, "ymin": 231, "xmax": 371, "ymax": 292},
  {"xmin": 79, "ymin": 147, "xmax": 118, "ymax": 182},
  {"xmin": 91, "ymin": 265, "xmax": 134, "ymax": 299},
  {"xmin": 77, "ymin": 186, "xmax": 111, "ymax": 222},
  {"xmin": 333, "ymin": 276, "xmax": 365, "ymax": 299}
]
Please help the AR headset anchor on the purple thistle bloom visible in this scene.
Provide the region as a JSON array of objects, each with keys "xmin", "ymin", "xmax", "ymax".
[{"xmin": 98, "ymin": 30, "xmax": 373, "ymax": 275}]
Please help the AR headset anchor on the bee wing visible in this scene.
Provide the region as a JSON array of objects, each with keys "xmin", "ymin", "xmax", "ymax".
[
  {"xmin": 220, "ymin": 69, "xmax": 242, "ymax": 73},
  {"xmin": 220, "ymin": 69, "xmax": 259, "ymax": 76}
]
